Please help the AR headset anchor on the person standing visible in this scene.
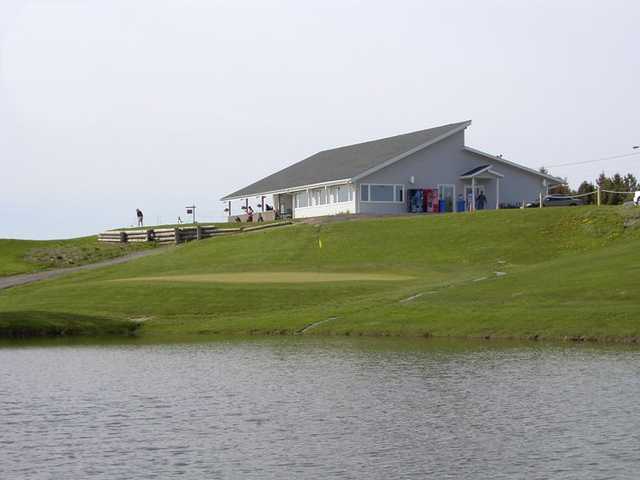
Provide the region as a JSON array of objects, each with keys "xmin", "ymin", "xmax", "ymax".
[
  {"xmin": 476, "ymin": 191, "xmax": 487, "ymax": 210},
  {"xmin": 136, "ymin": 208, "xmax": 144, "ymax": 227}
]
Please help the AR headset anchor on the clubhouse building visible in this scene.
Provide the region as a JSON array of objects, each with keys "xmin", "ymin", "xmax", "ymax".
[{"xmin": 221, "ymin": 120, "xmax": 563, "ymax": 220}]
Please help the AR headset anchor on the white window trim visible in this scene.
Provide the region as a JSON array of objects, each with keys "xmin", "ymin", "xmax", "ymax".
[
  {"xmin": 295, "ymin": 185, "xmax": 354, "ymax": 208},
  {"xmin": 360, "ymin": 184, "xmax": 405, "ymax": 203}
]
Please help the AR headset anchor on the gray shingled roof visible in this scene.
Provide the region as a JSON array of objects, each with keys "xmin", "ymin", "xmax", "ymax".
[{"xmin": 221, "ymin": 121, "xmax": 470, "ymax": 200}]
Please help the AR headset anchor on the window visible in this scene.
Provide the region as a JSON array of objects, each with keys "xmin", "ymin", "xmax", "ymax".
[
  {"xmin": 395, "ymin": 185, "xmax": 404, "ymax": 202},
  {"xmin": 320, "ymin": 188, "xmax": 327, "ymax": 205},
  {"xmin": 360, "ymin": 184, "xmax": 405, "ymax": 203},
  {"xmin": 327, "ymin": 186, "xmax": 337, "ymax": 203},
  {"xmin": 360, "ymin": 184, "xmax": 369, "ymax": 202},
  {"xmin": 295, "ymin": 191, "xmax": 308, "ymax": 208},
  {"xmin": 338, "ymin": 185, "xmax": 350, "ymax": 202},
  {"xmin": 310, "ymin": 188, "xmax": 324, "ymax": 206}
]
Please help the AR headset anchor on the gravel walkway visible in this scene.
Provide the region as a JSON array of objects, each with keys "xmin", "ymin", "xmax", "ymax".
[{"xmin": 0, "ymin": 248, "xmax": 168, "ymax": 291}]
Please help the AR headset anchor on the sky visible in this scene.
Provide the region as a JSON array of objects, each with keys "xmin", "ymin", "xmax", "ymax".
[{"xmin": 1, "ymin": 0, "xmax": 639, "ymax": 239}]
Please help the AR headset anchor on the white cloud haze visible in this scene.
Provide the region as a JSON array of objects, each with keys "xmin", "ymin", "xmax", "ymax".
[{"xmin": 1, "ymin": 0, "xmax": 639, "ymax": 238}]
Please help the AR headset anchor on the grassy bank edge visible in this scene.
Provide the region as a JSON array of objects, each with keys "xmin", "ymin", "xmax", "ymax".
[{"xmin": 2, "ymin": 320, "xmax": 639, "ymax": 344}]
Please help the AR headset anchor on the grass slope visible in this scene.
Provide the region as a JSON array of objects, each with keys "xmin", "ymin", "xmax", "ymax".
[
  {"xmin": 0, "ymin": 236, "xmax": 154, "ymax": 277},
  {"xmin": 0, "ymin": 206, "xmax": 638, "ymax": 340}
]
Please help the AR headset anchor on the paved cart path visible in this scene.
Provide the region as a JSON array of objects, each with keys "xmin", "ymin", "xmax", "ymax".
[{"xmin": 0, "ymin": 248, "xmax": 168, "ymax": 291}]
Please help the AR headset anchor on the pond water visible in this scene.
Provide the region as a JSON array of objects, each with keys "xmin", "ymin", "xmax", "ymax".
[{"xmin": 1, "ymin": 337, "xmax": 639, "ymax": 479}]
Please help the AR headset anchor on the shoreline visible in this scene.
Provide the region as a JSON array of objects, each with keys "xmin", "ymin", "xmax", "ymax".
[{"xmin": 1, "ymin": 323, "xmax": 639, "ymax": 346}]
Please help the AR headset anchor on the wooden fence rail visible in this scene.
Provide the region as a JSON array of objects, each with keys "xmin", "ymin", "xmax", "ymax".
[{"xmin": 98, "ymin": 222, "xmax": 292, "ymax": 244}]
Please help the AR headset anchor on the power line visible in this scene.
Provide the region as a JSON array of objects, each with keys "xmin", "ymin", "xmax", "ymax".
[{"xmin": 546, "ymin": 151, "xmax": 640, "ymax": 168}]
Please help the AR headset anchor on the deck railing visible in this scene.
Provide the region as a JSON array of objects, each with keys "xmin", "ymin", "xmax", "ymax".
[{"xmin": 98, "ymin": 221, "xmax": 292, "ymax": 244}]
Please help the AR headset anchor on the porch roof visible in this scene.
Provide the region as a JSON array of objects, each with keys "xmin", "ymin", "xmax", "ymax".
[{"xmin": 459, "ymin": 164, "xmax": 504, "ymax": 179}]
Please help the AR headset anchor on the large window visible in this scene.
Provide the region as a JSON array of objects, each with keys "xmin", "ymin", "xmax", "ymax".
[
  {"xmin": 295, "ymin": 191, "xmax": 308, "ymax": 208},
  {"xmin": 310, "ymin": 188, "xmax": 322, "ymax": 206},
  {"xmin": 338, "ymin": 185, "xmax": 351, "ymax": 202},
  {"xmin": 297, "ymin": 185, "xmax": 353, "ymax": 208},
  {"xmin": 360, "ymin": 184, "xmax": 405, "ymax": 203},
  {"xmin": 360, "ymin": 184, "xmax": 369, "ymax": 202},
  {"xmin": 371, "ymin": 185, "xmax": 394, "ymax": 202}
]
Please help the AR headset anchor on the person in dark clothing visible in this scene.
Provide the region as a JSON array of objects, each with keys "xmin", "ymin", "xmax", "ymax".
[
  {"xmin": 136, "ymin": 208, "xmax": 144, "ymax": 227},
  {"xmin": 476, "ymin": 191, "xmax": 487, "ymax": 210}
]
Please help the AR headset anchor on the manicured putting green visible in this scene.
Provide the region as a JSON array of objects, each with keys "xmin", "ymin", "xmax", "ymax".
[{"xmin": 113, "ymin": 272, "xmax": 413, "ymax": 284}]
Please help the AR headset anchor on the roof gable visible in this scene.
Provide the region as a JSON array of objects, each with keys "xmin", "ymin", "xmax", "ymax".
[
  {"xmin": 221, "ymin": 121, "xmax": 471, "ymax": 200},
  {"xmin": 463, "ymin": 147, "xmax": 564, "ymax": 184}
]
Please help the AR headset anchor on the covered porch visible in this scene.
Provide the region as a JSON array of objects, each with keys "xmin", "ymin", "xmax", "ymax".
[
  {"xmin": 459, "ymin": 165, "xmax": 504, "ymax": 211},
  {"xmin": 224, "ymin": 191, "xmax": 297, "ymax": 223}
]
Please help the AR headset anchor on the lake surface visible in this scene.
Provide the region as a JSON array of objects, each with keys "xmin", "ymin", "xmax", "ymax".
[{"xmin": 1, "ymin": 337, "xmax": 639, "ymax": 479}]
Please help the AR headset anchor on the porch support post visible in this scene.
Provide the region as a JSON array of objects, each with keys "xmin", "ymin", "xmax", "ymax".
[
  {"xmin": 471, "ymin": 177, "xmax": 476, "ymax": 212},
  {"xmin": 496, "ymin": 178, "xmax": 500, "ymax": 209}
]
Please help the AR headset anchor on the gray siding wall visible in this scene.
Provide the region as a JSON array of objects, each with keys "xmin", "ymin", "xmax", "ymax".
[{"xmin": 357, "ymin": 131, "xmax": 546, "ymax": 213}]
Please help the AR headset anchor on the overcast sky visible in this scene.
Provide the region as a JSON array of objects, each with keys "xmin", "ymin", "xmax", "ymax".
[{"xmin": 1, "ymin": 0, "xmax": 639, "ymax": 239}]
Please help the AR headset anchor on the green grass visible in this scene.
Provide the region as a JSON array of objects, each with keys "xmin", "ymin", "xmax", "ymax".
[
  {"xmin": 0, "ymin": 236, "xmax": 155, "ymax": 277},
  {"xmin": 1, "ymin": 206, "xmax": 639, "ymax": 340}
]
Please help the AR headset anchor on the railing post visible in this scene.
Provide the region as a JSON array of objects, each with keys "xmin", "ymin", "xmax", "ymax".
[
  {"xmin": 174, "ymin": 227, "xmax": 182, "ymax": 244},
  {"xmin": 196, "ymin": 225, "xmax": 202, "ymax": 240},
  {"xmin": 119, "ymin": 231, "xmax": 128, "ymax": 243}
]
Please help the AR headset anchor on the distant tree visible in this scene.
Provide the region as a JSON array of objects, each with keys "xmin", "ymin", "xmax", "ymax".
[
  {"xmin": 623, "ymin": 173, "xmax": 638, "ymax": 193},
  {"xmin": 577, "ymin": 181, "xmax": 596, "ymax": 204},
  {"xmin": 610, "ymin": 173, "xmax": 626, "ymax": 204},
  {"xmin": 595, "ymin": 171, "xmax": 638, "ymax": 204}
]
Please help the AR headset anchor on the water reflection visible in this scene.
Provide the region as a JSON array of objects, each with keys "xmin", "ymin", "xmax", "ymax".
[{"xmin": 1, "ymin": 337, "xmax": 639, "ymax": 479}]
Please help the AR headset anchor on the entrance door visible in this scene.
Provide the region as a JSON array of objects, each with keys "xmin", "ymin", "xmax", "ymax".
[{"xmin": 438, "ymin": 184, "xmax": 455, "ymax": 212}]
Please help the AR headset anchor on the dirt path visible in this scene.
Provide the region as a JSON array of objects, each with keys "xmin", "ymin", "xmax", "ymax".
[{"xmin": 0, "ymin": 248, "xmax": 169, "ymax": 291}]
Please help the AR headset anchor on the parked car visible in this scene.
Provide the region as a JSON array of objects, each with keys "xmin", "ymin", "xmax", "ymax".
[
  {"xmin": 635, "ymin": 191, "xmax": 640, "ymax": 205},
  {"xmin": 526, "ymin": 196, "xmax": 585, "ymax": 208}
]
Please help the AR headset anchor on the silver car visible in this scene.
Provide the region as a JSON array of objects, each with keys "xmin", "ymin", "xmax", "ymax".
[
  {"xmin": 542, "ymin": 195, "xmax": 584, "ymax": 207},
  {"xmin": 526, "ymin": 196, "xmax": 584, "ymax": 208}
]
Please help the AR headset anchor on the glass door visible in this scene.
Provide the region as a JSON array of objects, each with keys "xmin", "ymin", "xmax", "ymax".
[{"xmin": 438, "ymin": 184, "xmax": 455, "ymax": 212}]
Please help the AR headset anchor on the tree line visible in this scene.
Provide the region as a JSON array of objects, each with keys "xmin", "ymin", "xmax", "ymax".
[{"xmin": 542, "ymin": 169, "xmax": 638, "ymax": 205}]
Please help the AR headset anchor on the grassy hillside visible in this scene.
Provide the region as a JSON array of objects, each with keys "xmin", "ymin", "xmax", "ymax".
[
  {"xmin": 1, "ymin": 206, "xmax": 638, "ymax": 340},
  {"xmin": 0, "ymin": 236, "xmax": 154, "ymax": 277}
]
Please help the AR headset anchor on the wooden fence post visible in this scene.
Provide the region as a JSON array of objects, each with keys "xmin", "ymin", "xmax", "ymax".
[
  {"xmin": 174, "ymin": 228, "xmax": 182, "ymax": 244},
  {"xmin": 196, "ymin": 225, "xmax": 202, "ymax": 240},
  {"xmin": 119, "ymin": 231, "xmax": 128, "ymax": 243}
]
